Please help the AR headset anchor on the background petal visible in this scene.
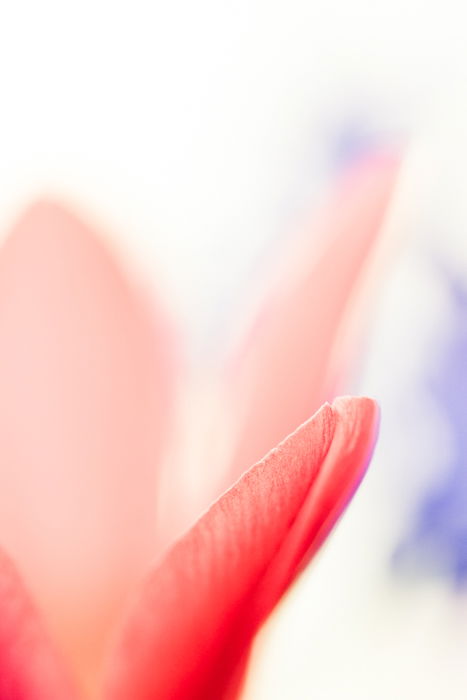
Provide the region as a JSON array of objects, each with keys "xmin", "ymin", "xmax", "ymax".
[
  {"xmin": 104, "ymin": 396, "xmax": 378, "ymax": 700},
  {"xmin": 225, "ymin": 153, "xmax": 398, "ymax": 483},
  {"xmin": 0, "ymin": 202, "xmax": 176, "ymax": 694}
]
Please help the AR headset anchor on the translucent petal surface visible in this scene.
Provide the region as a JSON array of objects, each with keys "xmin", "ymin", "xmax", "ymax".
[
  {"xmin": 227, "ymin": 154, "xmax": 397, "ymax": 482},
  {"xmin": 105, "ymin": 396, "xmax": 378, "ymax": 700},
  {"xmin": 0, "ymin": 202, "xmax": 175, "ymax": 693}
]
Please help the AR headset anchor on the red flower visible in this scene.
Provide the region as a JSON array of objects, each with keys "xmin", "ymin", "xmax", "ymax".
[{"xmin": 0, "ymin": 152, "xmax": 397, "ymax": 698}]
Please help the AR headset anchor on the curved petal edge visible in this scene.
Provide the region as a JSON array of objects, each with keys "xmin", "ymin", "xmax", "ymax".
[{"xmin": 104, "ymin": 396, "xmax": 379, "ymax": 700}]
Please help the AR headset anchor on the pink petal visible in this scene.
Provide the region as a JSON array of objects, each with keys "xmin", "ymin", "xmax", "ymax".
[
  {"xmin": 0, "ymin": 548, "xmax": 77, "ymax": 699},
  {"xmin": 104, "ymin": 396, "xmax": 378, "ymax": 700},
  {"xmin": 226, "ymin": 152, "xmax": 398, "ymax": 482},
  {"xmin": 0, "ymin": 202, "xmax": 176, "ymax": 693}
]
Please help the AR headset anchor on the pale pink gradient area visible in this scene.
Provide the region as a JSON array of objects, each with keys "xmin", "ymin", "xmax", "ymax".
[
  {"xmin": 226, "ymin": 153, "xmax": 399, "ymax": 483},
  {"xmin": 0, "ymin": 203, "xmax": 175, "ymax": 694},
  {"xmin": 0, "ymin": 149, "xmax": 400, "ymax": 698}
]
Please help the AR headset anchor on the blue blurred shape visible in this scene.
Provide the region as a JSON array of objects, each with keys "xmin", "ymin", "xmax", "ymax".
[{"xmin": 394, "ymin": 268, "xmax": 467, "ymax": 585}]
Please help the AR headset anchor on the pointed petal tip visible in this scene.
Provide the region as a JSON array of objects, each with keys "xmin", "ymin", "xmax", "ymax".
[
  {"xmin": 15, "ymin": 198, "xmax": 71, "ymax": 222},
  {"xmin": 352, "ymin": 143, "xmax": 404, "ymax": 171},
  {"xmin": 6, "ymin": 198, "xmax": 90, "ymax": 245},
  {"xmin": 104, "ymin": 395, "xmax": 379, "ymax": 700},
  {"xmin": 1, "ymin": 198, "xmax": 116, "ymax": 288},
  {"xmin": 331, "ymin": 394, "xmax": 379, "ymax": 415},
  {"xmin": 331, "ymin": 395, "xmax": 380, "ymax": 437},
  {"xmin": 338, "ymin": 147, "xmax": 402, "ymax": 201}
]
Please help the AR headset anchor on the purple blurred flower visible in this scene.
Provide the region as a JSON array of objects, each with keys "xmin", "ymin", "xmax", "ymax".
[{"xmin": 395, "ymin": 266, "xmax": 467, "ymax": 585}]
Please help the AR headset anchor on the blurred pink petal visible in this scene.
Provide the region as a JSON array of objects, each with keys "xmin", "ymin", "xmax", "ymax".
[
  {"xmin": 226, "ymin": 153, "xmax": 398, "ymax": 482},
  {"xmin": 104, "ymin": 396, "xmax": 378, "ymax": 700},
  {"xmin": 0, "ymin": 548, "xmax": 76, "ymax": 699},
  {"xmin": 0, "ymin": 202, "xmax": 176, "ymax": 693}
]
